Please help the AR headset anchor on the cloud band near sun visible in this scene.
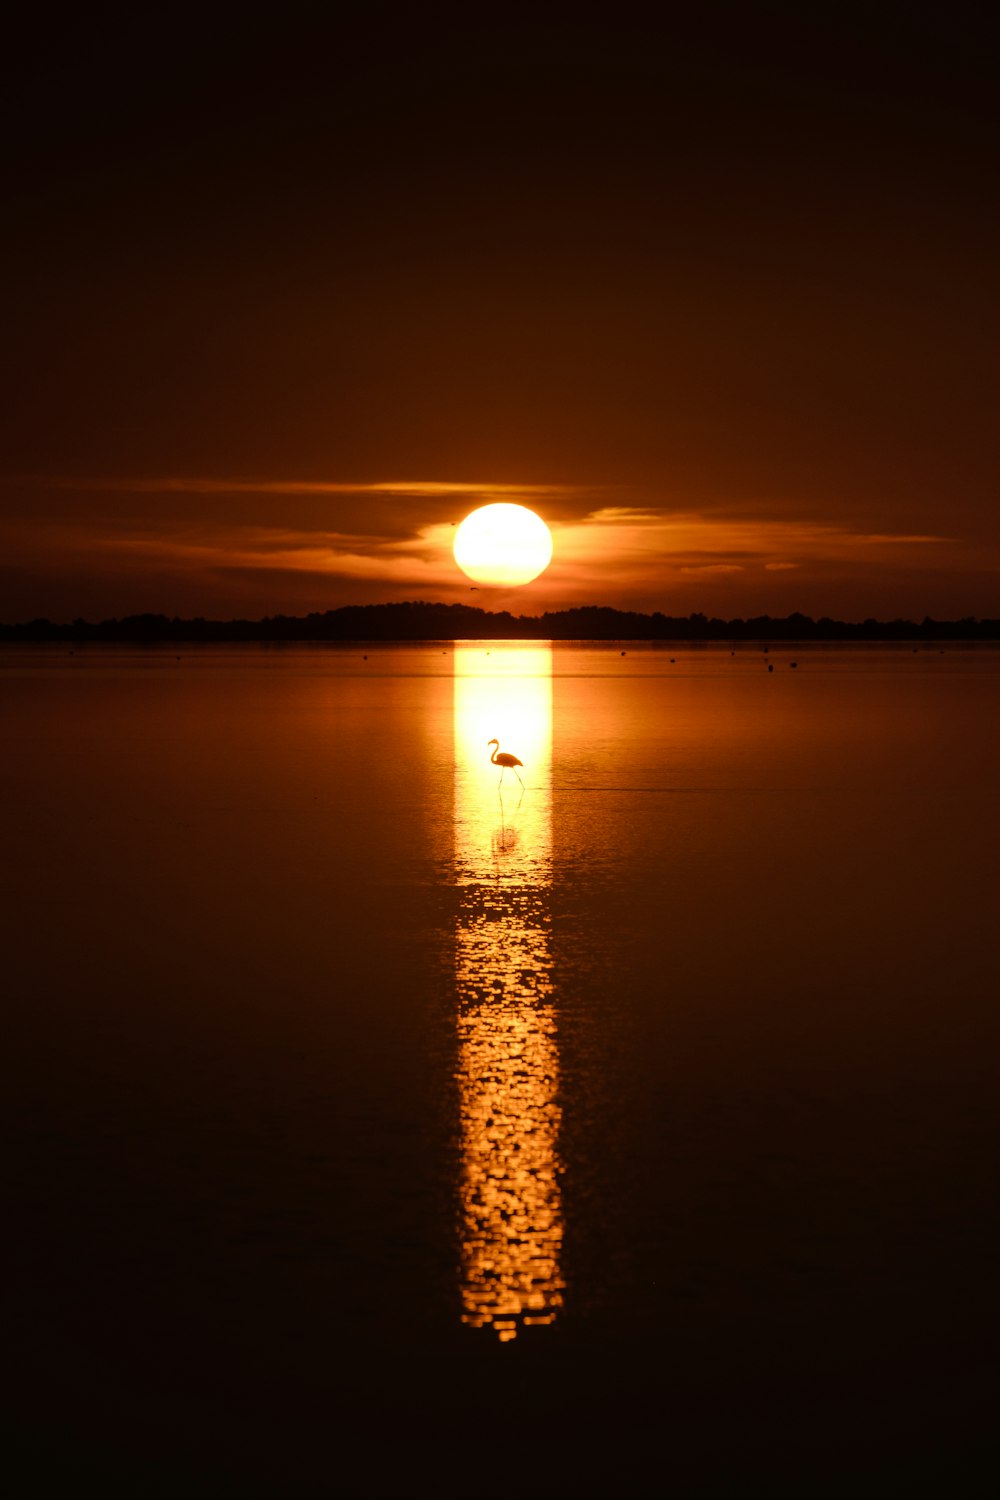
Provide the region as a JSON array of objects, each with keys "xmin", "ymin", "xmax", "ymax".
[{"xmin": 0, "ymin": 474, "xmax": 976, "ymax": 622}]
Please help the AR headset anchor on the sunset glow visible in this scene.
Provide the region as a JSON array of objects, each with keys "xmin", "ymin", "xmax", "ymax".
[
  {"xmin": 453, "ymin": 647, "xmax": 563, "ymax": 1338},
  {"xmin": 5, "ymin": 9, "xmax": 999, "ymax": 1492}
]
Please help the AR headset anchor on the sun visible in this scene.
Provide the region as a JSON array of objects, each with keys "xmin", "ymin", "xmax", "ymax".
[{"xmin": 453, "ymin": 503, "xmax": 553, "ymax": 587}]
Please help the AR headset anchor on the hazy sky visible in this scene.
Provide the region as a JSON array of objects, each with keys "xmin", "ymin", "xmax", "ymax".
[{"xmin": 3, "ymin": 8, "xmax": 997, "ymax": 620}]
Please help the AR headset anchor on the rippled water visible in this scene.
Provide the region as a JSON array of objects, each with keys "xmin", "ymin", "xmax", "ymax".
[{"xmin": 3, "ymin": 643, "xmax": 999, "ymax": 1493}]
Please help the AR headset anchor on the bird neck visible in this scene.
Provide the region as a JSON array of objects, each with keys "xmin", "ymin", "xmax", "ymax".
[{"xmin": 490, "ymin": 744, "xmax": 499, "ymax": 763}]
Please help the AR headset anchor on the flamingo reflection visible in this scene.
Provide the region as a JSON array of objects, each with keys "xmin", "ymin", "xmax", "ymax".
[{"xmin": 493, "ymin": 786, "xmax": 524, "ymax": 856}]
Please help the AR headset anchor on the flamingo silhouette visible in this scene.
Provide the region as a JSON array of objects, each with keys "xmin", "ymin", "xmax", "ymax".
[{"xmin": 487, "ymin": 738, "xmax": 524, "ymax": 790}]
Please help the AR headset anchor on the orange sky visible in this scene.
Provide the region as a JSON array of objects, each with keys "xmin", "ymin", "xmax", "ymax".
[
  {"xmin": 2, "ymin": 12, "xmax": 997, "ymax": 622},
  {"xmin": 1, "ymin": 475, "xmax": 990, "ymax": 621}
]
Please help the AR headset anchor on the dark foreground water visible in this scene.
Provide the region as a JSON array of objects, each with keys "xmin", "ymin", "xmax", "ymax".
[{"xmin": 3, "ymin": 643, "xmax": 999, "ymax": 1495}]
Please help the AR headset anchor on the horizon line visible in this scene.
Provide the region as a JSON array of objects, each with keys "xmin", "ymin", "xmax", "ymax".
[{"xmin": 3, "ymin": 600, "xmax": 998, "ymax": 635}]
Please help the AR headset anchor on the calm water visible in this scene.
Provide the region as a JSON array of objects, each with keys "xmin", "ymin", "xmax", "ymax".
[{"xmin": 3, "ymin": 643, "xmax": 999, "ymax": 1494}]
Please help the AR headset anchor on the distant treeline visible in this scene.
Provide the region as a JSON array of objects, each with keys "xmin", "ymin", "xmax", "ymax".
[{"xmin": 2, "ymin": 602, "xmax": 999, "ymax": 642}]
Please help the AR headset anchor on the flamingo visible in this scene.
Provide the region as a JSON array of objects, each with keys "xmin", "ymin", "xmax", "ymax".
[{"xmin": 487, "ymin": 738, "xmax": 524, "ymax": 790}]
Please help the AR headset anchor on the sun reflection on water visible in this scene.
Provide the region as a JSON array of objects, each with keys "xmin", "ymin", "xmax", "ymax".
[{"xmin": 453, "ymin": 646, "xmax": 564, "ymax": 1340}]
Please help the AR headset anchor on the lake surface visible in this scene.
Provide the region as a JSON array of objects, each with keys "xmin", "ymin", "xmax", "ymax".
[{"xmin": 3, "ymin": 643, "xmax": 999, "ymax": 1495}]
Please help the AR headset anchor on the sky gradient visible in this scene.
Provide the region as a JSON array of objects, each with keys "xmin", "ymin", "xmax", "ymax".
[{"xmin": 3, "ymin": 8, "xmax": 997, "ymax": 621}]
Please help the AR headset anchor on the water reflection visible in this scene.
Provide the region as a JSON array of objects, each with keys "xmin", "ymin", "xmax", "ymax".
[{"xmin": 453, "ymin": 647, "xmax": 564, "ymax": 1340}]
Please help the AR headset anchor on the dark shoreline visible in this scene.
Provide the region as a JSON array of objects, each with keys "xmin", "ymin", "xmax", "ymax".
[{"xmin": 3, "ymin": 601, "xmax": 999, "ymax": 643}]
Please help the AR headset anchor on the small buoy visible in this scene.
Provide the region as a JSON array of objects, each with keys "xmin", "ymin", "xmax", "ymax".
[
  {"xmin": 767, "ymin": 663, "xmax": 774, "ymax": 672},
  {"xmin": 790, "ymin": 661, "xmax": 797, "ymax": 669},
  {"xmin": 620, "ymin": 650, "xmax": 626, "ymax": 656},
  {"xmin": 670, "ymin": 658, "xmax": 675, "ymax": 663}
]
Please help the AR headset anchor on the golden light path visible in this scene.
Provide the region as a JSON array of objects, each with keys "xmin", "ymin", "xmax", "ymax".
[
  {"xmin": 453, "ymin": 646, "xmax": 564, "ymax": 1340},
  {"xmin": 453, "ymin": 503, "xmax": 554, "ymax": 586}
]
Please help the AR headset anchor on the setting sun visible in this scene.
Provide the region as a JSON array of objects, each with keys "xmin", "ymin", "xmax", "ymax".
[{"xmin": 453, "ymin": 502, "xmax": 553, "ymax": 586}]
